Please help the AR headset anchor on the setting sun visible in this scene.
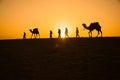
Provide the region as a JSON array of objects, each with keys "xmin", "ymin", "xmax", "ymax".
[{"xmin": 53, "ymin": 22, "xmax": 72, "ymax": 38}]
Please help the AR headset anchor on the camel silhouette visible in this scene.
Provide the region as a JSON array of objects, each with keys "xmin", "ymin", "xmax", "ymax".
[
  {"xmin": 29, "ymin": 28, "xmax": 40, "ymax": 38},
  {"xmin": 82, "ymin": 22, "xmax": 102, "ymax": 37}
]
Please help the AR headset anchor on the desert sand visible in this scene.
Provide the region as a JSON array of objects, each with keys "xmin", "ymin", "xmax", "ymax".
[{"xmin": 0, "ymin": 37, "xmax": 120, "ymax": 80}]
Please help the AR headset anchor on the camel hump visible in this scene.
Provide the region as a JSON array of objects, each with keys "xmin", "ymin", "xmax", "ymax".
[
  {"xmin": 94, "ymin": 22, "xmax": 100, "ymax": 25},
  {"xmin": 33, "ymin": 28, "xmax": 38, "ymax": 31},
  {"xmin": 33, "ymin": 28, "xmax": 39, "ymax": 33},
  {"xmin": 90, "ymin": 22, "xmax": 100, "ymax": 26},
  {"xmin": 91, "ymin": 22, "xmax": 99, "ymax": 24}
]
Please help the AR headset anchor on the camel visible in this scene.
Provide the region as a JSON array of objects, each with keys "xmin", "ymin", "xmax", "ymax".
[
  {"xmin": 29, "ymin": 28, "xmax": 40, "ymax": 38},
  {"xmin": 82, "ymin": 22, "xmax": 102, "ymax": 37}
]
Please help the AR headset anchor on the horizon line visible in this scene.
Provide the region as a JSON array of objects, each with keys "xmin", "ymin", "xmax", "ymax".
[{"xmin": 0, "ymin": 36, "xmax": 120, "ymax": 41}]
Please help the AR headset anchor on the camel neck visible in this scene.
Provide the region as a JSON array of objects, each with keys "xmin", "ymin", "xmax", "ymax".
[{"xmin": 83, "ymin": 25, "xmax": 89, "ymax": 29}]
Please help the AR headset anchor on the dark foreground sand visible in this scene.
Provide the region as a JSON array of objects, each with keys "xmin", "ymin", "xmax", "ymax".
[{"xmin": 0, "ymin": 37, "xmax": 120, "ymax": 80}]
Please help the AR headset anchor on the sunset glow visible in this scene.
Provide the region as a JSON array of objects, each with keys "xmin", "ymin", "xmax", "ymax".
[{"xmin": 0, "ymin": 0, "xmax": 120, "ymax": 39}]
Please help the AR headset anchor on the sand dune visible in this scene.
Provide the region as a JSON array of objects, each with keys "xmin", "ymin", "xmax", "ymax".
[{"xmin": 0, "ymin": 37, "xmax": 120, "ymax": 80}]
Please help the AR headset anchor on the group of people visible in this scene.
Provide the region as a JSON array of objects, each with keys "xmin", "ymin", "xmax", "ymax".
[
  {"xmin": 23, "ymin": 27, "xmax": 80, "ymax": 39},
  {"xmin": 50, "ymin": 27, "xmax": 80, "ymax": 38},
  {"xmin": 55, "ymin": 27, "xmax": 69, "ymax": 38}
]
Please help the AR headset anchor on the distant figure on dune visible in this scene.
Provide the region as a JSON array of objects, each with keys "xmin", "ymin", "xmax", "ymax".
[
  {"xmin": 23, "ymin": 32, "xmax": 26, "ymax": 39},
  {"xmin": 65, "ymin": 27, "xmax": 69, "ymax": 38},
  {"xmin": 29, "ymin": 28, "xmax": 40, "ymax": 39},
  {"xmin": 76, "ymin": 27, "xmax": 80, "ymax": 38},
  {"xmin": 58, "ymin": 29, "xmax": 61, "ymax": 38},
  {"xmin": 82, "ymin": 22, "xmax": 102, "ymax": 37},
  {"xmin": 50, "ymin": 30, "xmax": 53, "ymax": 38}
]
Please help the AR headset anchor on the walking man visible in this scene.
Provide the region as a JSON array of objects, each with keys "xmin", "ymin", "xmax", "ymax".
[
  {"xmin": 58, "ymin": 29, "xmax": 61, "ymax": 38},
  {"xmin": 76, "ymin": 27, "xmax": 80, "ymax": 38},
  {"xmin": 65, "ymin": 27, "xmax": 69, "ymax": 38},
  {"xmin": 23, "ymin": 32, "xmax": 26, "ymax": 39},
  {"xmin": 50, "ymin": 30, "xmax": 53, "ymax": 38}
]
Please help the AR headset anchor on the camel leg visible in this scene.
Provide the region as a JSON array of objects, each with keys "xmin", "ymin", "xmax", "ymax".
[
  {"xmin": 33, "ymin": 34, "xmax": 35, "ymax": 38},
  {"xmin": 36, "ymin": 34, "xmax": 37, "ymax": 38},
  {"xmin": 34, "ymin": 34, "xmax": 37, "ymax": 39},
  {"xmin": 88, "ymin": 32, "xmax": 90, "ymax": 37},
  {"xmin": 35, "ymin": 34, "xmax": 37, "ymax": 39},
  {"xmin": 88, "ymin": 31, "xmax": 92, "ymax": 37},
  {"xmin": 100, "ymin": 31, "xmax": 102, "ymax": 37},
  {"xmin": 37, "ymin": 34, "xmax": 39, "ymax": 38},
  {"xmin": 34, "ymin": 34, "xmax": 36, "ymax": 38},
  {"xmin": 96, "ymin": 31, "xmax": 100, "ymax": 37},
  {"xmin": 39, "ymin": 34, "xmax": 40, "ymax": 38},
  {"xmin": 31, "ymin": 34, "xmax": 33, "ymax": 39},
  {"xmin": 35, "ymin": 34, "xmax": 37, "ymax": 38},
  {"xmin": 91, "ymin": 32, "xmax": 92, "ymax": 37}
]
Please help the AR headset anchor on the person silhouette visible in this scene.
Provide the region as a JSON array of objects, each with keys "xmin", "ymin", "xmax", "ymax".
[
  {"xmin": 65, "ymin": 27, "xmax": 69, "ymax": 38},
  {"xmin": 58, "ymin": 29, "xmax": 61, "ymax": 38},
  {"xmin": 23, "ymin": 32, "xmax": 26, "ymax": 39},
  {"xmin": 76, "ymin": 27, "xmax": 80, "ymax": 38},
  {"xmin": 50, "ymin": 30, "xmax": 53, "ymax": 38}
]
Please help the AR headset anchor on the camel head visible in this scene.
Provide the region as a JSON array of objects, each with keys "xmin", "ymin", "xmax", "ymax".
[
  {"xmin": 82, "ymin": 24, "xmax": 87, "ymax": 28},
  {"xmin": 82, "ymin": 23, "xmax": 89, "ymax": 30}
]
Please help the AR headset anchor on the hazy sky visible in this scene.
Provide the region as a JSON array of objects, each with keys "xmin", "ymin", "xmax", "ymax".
[{"xmin": 0, "ymin": 0, "xmax": 120, "ymax": 39}]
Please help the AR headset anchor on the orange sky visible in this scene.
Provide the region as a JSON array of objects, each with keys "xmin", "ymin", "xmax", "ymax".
[{"xmin": 0, "ymin": 0, "xmax": 120, "ymax": 39}]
